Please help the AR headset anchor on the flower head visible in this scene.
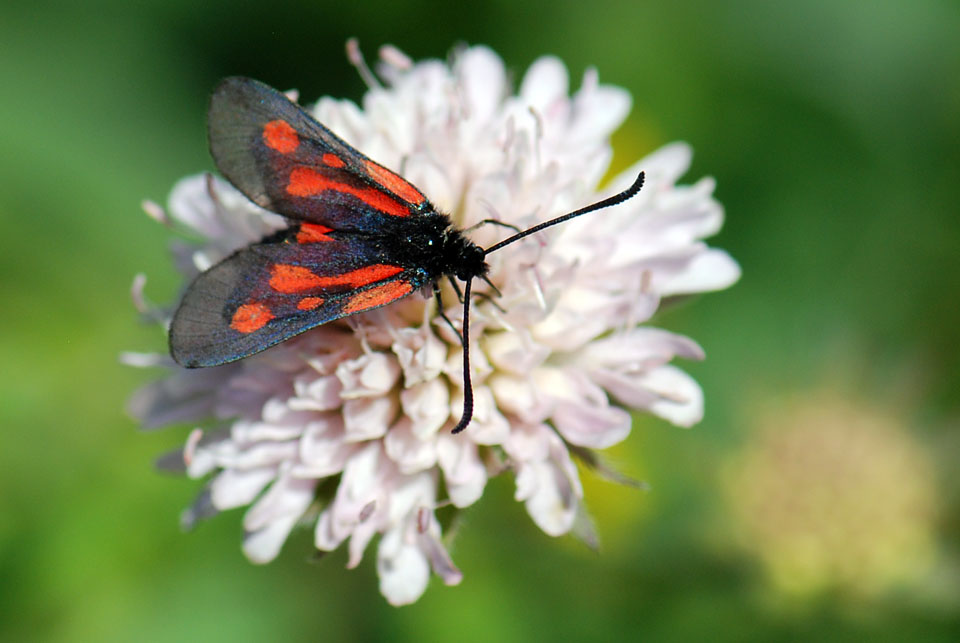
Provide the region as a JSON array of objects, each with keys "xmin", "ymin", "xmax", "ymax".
[{"xmin": 127, "ymin": 44, "xmax": 739, "ymax": 605}]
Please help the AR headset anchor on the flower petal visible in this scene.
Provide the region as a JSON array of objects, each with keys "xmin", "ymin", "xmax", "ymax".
[
  {"xmin": 385, "ymin": 417, "xmax": 438, "ymax": 474},
  {"xmin": 211, "ymin": 467, "xmax": 276, "ymax": 509},
  {"xmin": 506, "ymin": 424, "xmax": 583, "ymax": 536},
  {"xmin": 342, "ymin": 396, "xmax": 396, "ymax": 441},
  {"xmin": 437, "ymin": 434, "xmax": 487, "ymax": 507},
  {"xmin": 400, "ymin": 379, "xmax": 450, "ymax": 439},
  {"xmin": 535, "ymin": 367, "xmax": 632, "ymax": 448},
  {"xmin": 458, "ymin": 46, "xmax": 506, "ymax": 125},
  {"xmin": 631, "ymin": 364, "xmax": 704, "ymax": 427},
  {"xmin": 520, "ymin": 56, "xmax": 569, "ymax": 114},
  {"xmin": 241, "ymin": 475, "xmax": 316, "ymax": 563},
  {"xmin": 377, "ymin": 526, "xmax": 431, "ymax": 606},
  {"xmin": 337, "ymin": 352, "xmax": 401, "ymax": 398}
]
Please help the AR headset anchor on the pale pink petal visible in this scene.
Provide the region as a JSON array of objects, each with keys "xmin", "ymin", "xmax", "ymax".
[
  {"xmin": 128, "ymin": 367, "xmax": 237, "ymax": 429},
  {"xmin": 520, "ymin": 56, "xmax": 569, "ymax": 113},
  {"xmin": 459, "ymin": 386, "xmax": 510, "ymax": 445},
  {"xmin": 377, "ymin": 527, "xmax": 430, "ymax": 606},
  {"xmin": 400, "ymin": 379, "xmax": 450, "ymax": 438},
  {"xmin": 506, "ymin": 424, "xmax": 582, "ymax": 536},
  {"xmin": 583, "ymin": 329, "xmax": 705, "ymax": 423},
  {"xmin": 530, "ymin": 287, "xmax": 620, "ymax": 350},
  {"xmin": 315, "ymin": 444, "xmax": 384, "ymax": 551},
  {"xmin": 658, "ymin": 248, "xmax": 742, "ymax": 295},
  {"xmin": 582, "ymin": 328, "xmax": 705, "ymax": 368},
  {"xmin": 632, "ymin": 364, "xmax": 704, "ymax": 427},
  {"xmin": 243, "ymin": 475, "xmax": 316, "ymax": 532},
  {"xmin": 314, "ymin": 509, "xmax": 346, "ymax": 553},
  {"xmin": 535, "ymin": 368, "xmax": 632, "ymax": 448},
  {"xmin": 168, "ymin": 174, "xmax": 285, "ymax": 252},
  {"xmin": 166, "ymin": 174, "xmax": 227, "ymax": 240},
  {"xmin": 210, "ymin": 467, "xmax": 276, "ymax": 509},
  {"xmin": 419, "ymin": 529, "xmax": 462, "ymax": 586},
  {"xmin": 384, "ymin": 471, "xmax": 436, "ymax": 523},
  {"xmin": 185, "ymin": 441, "xmax": 228, "ymax": 478},
  {"xmin": 634, "ymin": 142, "xmax": 693, "ymax": 186},
  {"xmin": 243, "ymin": 514, "xmax": 301, "ymax": 564},
  {"xmin": 346, "ymin": 517, "xmax": 381, "ymax": 569},
  {"xmin": 458, "ymin": 46, "xmax": 506, "ymax": 124},
  {"xmin": 552, "ymin": 399, "xmax": 632, "ymax": 449},
  {"xmin": 384, "ymin": 418, "xmax": 438, "ymax": 474},
  {"xmin": 231, "ymin": 416, "xmax": 306, "ymax": 443},
  {"xmin": 119, "ymin": 351, "xmax": 169, "ymax": 368},
  {"xmin": 484, "ymin": 329, "xmax": 551, "ymax": 375},
  {"xmin": 568, "ymin": 68, "xmax": 631, "ymax": 144},
  {"xmin": 217, "ymin": 441, "xmax": 300, "ymax": 469},
  {"xmin": 241, "ymin": 475, "xmax": 316, "ymax": 563},
  {"xmin": 294, "ymin": 416, "xmax": 359, "ymax": 477},
  {"xmin": 392, "ymin": 325, "xmax": 447, "ymax": 386},
  {"xmin": 488, "ymin": 372, "xmax": 544, "ymax": 421},
  {"xmin": 342, "ymin": 396, "xmax": 396, "ymax": 441},
  {"xmin": 337, "ymin": 352, "xmax": 401, "ymax": 398},
  {"xmin": 289, "ymin": 375, "xmax": 343, "ymax": 411},
  {"xmin": 436, "ymin": 434, "xmax": 487, "ymax": 507}
]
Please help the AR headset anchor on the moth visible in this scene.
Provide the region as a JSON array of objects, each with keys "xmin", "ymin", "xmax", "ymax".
[{"xmin": 170, "ymin": 77, "xmax": 645, "ymax": 432}]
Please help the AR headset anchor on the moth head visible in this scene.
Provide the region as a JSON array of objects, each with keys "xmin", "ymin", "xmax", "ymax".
[{"xmin": 454, "ymin": 242, "xmax": 487, "ymax": 282}]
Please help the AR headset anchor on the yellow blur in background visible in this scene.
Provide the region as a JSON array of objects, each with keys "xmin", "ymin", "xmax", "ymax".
[{"xmin": 725, "ymin": 392, "xmax": 940, "ymax": 602}]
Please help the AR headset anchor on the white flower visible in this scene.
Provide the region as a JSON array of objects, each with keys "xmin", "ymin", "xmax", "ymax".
[{"xmin": 127, "ymin": 44, "xmax": 740, "ymax": 605}]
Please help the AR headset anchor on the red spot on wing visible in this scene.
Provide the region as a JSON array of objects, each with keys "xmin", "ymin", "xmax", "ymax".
[
  {"xmin": 270, "ymin": 263, "xmax": 405, "ymax": 294},
  {"xmin": 322, "ymin": 153, "xmax": 346, "ymax": 168},
  {"xmin": 343, "ymin": 280, "xmax": 414, "ymax": 314},
  {"xmin": 287, "ymin": 166, "xmax": 409, "ymax": 217},
  {"xmin": 296, "ymin": 223, "xmax": 335, "ymax": 243},
  {"xmin": 341, "ymin": 264, "xmax": 405, "ymax": 287},
  {"xmin": 263, "ymin": 120, "xmax": 299, "ymax": 154},
  {"xmin": 270, "ymin": 265, "xmax": 322, "ymax": 292},
  {"xmin": 297, "ymin": 296, "xmax": 325, "ymax": 310},
  {"xmin": 231, "ymin": 302, "xmax": 274, "ymax": 333},
  {"xmin": 363, "ymin": 160, "xmax": 426, "ymax": 205}
]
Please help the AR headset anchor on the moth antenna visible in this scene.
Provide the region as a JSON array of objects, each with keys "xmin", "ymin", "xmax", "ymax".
[
  {"xmin": 451, "ymin": 278, "xmax": 474, "ymax": 434},
  {"xmin": 483, "ymin": 172, "xmax": 645, "ymax": 256}
]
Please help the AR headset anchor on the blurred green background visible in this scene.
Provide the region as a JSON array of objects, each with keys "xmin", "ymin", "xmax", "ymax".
[{"xmin": 2, "ymin": 0, "xmax": 958, "ymax": 641}]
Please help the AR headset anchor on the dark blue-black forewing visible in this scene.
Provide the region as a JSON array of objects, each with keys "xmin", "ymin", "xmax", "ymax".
[
  {"xmin": 169, "ymin": 226, "xmax": 423, "ymax": 367},
  {"xmin": 208, "ymin": 76, "xmax": 436, "ymax": 233}
]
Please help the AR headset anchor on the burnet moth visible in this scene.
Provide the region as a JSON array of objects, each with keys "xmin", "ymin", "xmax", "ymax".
[{"xmin": 170, "ymin": 77, "xmax": 645, "ymax": 433}]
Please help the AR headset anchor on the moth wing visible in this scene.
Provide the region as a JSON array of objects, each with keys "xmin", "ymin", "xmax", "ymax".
[
  {"xmin": 209, "ymin": 76, "xmax": 434, "ymax": 232},
  {"xmin": 170, "ymin": 228, "xmax": 422, "ymax": 367}
]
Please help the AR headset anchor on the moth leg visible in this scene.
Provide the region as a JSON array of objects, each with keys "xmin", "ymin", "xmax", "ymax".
[
  {"xmin": 447, "ymin": 275, "xmax": 464, "ymax": 303},
  {"xmin": 463, "ymin": 219, "xmax": 521, "ymax": 234},
  {"xmin": 480, "ymin": 275, "xmax": 503, "ymax": 299},
  {"xmin": 433, "ymin": 281, "xmax": 463, "ymax": 345},
  {"xmin": 471, "ymin": 291, "xmax": 505, "ymax": 313}
]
